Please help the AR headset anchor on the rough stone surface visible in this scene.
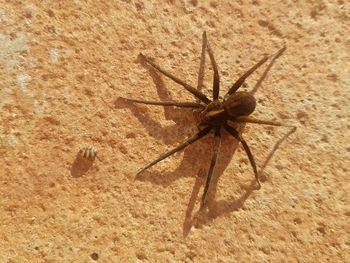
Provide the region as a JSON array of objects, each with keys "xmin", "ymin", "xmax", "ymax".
[{"xmin": 0, "ymin": 1, "xmax": 349, "ymax": 262}]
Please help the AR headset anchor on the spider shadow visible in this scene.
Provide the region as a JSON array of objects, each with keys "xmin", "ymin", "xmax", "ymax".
[
  {"xmin": 182, "ymin": 124, "xmax": 295, "ymax": 237},
  {"xmin": 183, "ymin": 178, "xmax": 257, "ymax": 237},
  {"xmin": 71, "ymin": 155, "xmax": 95, "ymax": 178},
  {"xmin": 115, "ymin": 55, "xmax": 196, "ymax": 146},
  {"xmin": 181, "ymin": 127, "xmax": 251, "ymax": 237}
]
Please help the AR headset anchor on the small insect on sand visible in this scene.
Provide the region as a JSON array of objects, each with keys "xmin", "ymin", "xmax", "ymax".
[
  {"xmin": 122, "ymin": 32, "xmax": 296, "ymax": 206},
  {"xmin": 79, "ymin": 146, "xmax": 97, "ymax": 160}
]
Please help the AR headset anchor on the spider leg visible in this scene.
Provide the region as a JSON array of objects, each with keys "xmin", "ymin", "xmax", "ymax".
[
  {"xmin": 121, "ymin": 97, "xmax": 205, "ymax": 109},
  {"xmin": 233, "ymin": 116, "xmax": 296, "ymax": 129},
  {"xmin": 203, "ymin": 32, "xmax": 220, "ymax": 100},
  {"xmin": 140, "ymin": 53, "xmax": 211, "ymax": 104},
  {"xmin": 136, "ymin": 126, "xmax": 212, "ymax": 175},
  {"xmin": 225, "ymin": 55, "xmax": 269, "ymax": 97},
  {"xmin": 196, "ymin": 31, "xmax": 206, "ymax": 94},
  {"xmin": 224, "ymin": 124, "xmax": 261, "ymax": 189},
  {"xmin": 201, "ymin": 126, "xmax": 221, "ymax": 206}
]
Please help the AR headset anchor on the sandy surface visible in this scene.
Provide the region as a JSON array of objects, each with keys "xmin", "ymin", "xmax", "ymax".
[{"xmin": 0, "ymin": 1, "xmax": 349, "ymax": 262}]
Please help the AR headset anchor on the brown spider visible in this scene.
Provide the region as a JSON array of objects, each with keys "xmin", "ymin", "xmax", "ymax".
[{"xmin": 122, "ymin": 32, "xmax": 295, "ymax": 205}]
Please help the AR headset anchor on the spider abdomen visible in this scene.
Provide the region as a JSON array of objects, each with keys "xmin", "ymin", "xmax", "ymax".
[{"xmin": 224, "ymin": 91, "xmax": 256, "ymax": 117}]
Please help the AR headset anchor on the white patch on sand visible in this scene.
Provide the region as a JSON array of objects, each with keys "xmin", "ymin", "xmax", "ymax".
[
  {"xmin": 0, "ymin": 33, "xmax": 28, "ymax": 70},
  {"xmin": 0, "ymin": 87, "xmax": 14, "ymax": 108},
  {"xmin": 50, "ymin": 48, "xmax": 59, "ymax": 64},
  {"xmin": 183, "ymin": 0, "xmax": 197, "ymax": 12},
  {"xmin": 7, "ymin": 133, "xmax": 19, "ymax": 147},
  {"xmin": 34, "ymin": 100, "xmax": 48, "ymax": 114},
  {"xmin": 0, "ymin": 9, "xmax": 14, "ymax": 25},
  {"xmin": 16, "ymin": 73, "xmax": 31, "ymax": 90},
  {"xmin": 23, "ymin": 5, "xmax": 36, "ymax": 19}
]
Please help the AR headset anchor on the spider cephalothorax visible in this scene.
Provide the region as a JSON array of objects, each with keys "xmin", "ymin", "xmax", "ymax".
[{"xmin": 122, "ymin": 32, "xmax": 295, "ymax": 205}]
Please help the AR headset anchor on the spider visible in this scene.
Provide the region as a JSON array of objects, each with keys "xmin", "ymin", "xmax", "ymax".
[{"xmin": 122, "ymin": 32, "xmax": 295, "ymax": 205}]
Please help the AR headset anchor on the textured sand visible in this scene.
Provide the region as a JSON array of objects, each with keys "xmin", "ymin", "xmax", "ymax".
[{"xmin": 0, "ymin": 1, "xmax": 349, "ymax": 262}]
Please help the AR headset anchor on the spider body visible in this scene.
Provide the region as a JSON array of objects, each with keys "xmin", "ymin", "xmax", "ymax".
[
  {"xmin": 200, "ymin": 91, "xmax": 256, "ymax": 126},
  {"xmin": 122, "ymin": 32, "xmax": 295, "ymax": 206}
]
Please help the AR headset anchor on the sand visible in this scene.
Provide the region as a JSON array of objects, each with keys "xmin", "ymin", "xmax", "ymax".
[{"xmin": 0, "ymin": 1, "xmax": 349, "ymax": 262}]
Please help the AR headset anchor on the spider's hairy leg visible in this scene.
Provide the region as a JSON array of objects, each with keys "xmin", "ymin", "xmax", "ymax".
[
  {"xmin": 120, "ymin": 97, "xmax": 205, "ymax": 109},
  {"xmin": 225, "ymin": 54, "xmax": 269, "ymax": 97},
  {"xmin": 227, "ymin": 45, "xmax": 287, "ymax": 97},
  {"xmin": 272, "ymin": 45, "xmax": 286, "ymax": 61},
  {"xmin": 201, "ymin": 127, "xmax": 221, "ymax": 206},
  {"xmin": 136, "ymin": 126, "xmax": 212, "ymax": 176},
  {"xmin": 234, "ymin": 116, "xmax": 296, "ymax": 129},
  {"xmin": 224, "ymin": 124, "xmax": 261, "ymax": 189},
  {"xmin": 139, "ymin": 53, "xmax": 211, "ymax": 104},
  {"xmin": 203, "ymin": 32, "xmax": 220, "ymax": 100}
]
